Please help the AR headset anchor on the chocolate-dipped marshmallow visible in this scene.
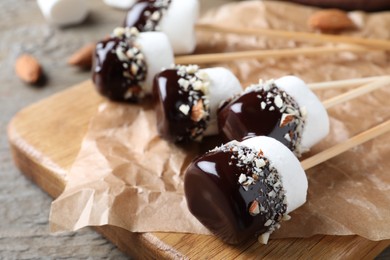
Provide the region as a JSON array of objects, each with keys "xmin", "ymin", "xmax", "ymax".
[
  {"xmin": 124, "ymin": 0, "xmax": 199, "ymax": 54},
  {"xmin": 218, "ymin": 76, "xmax": 329, "ymax": 156},
  {"xmin": 92, "ymin": 27, "xmax": 174, "ymax": 102},
  {"xmin": 153, "ymin": 65, "xmax": 242, "ymax": 142},
  {"xmin": 184, "ymin": 136, "xmax": 308, "ymax": 245}
]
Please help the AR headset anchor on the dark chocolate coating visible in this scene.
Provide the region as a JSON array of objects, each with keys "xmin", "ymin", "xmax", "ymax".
[
  {"xmin": 185, "ymin": 150, "xmax": 276, "ymax": 244},
  {"xmin": 153, "ymin": 69, "xmax": 207, "ymax": 142},
  {"xmin": 92, "ymin": 38, "xmax": 140, "ymax": 102},
  {"xmin": 124, "ymin": 0, "xmax": 171, "ymax": 32},
  {"xmin": 218, "ymin": 90, "xmax": 299, "ymax": 150}
]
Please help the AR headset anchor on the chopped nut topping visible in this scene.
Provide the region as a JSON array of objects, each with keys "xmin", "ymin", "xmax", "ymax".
[
  {"xmin": 179, "ymin": 104, "xmax": 190, "ymax": 115},
  {"xmin": 116, "ymin": 48, "xmax": 128, "ymax": 61},
  {"xmin": 173, "ymin": 65, "xmax": 211, "ymax": 141},
  {"xmin": 113, "ymin": 27, "xmax": 126, "ymax": 37},
  {"xmin": 211, "ymin": 141, "xmax": 287, "ymax": 237},
  {"xmin": 300, "ymin": 106, "xmax": 307, "ymax": 117},
  {"xmin": 136, "ymin": 0, "xmax": 172, "ymax": 31},
  {"xmin": 249, "ymin": 200, "xmax": 260, "ymax": 216},
  {"xmin": 238, "ymin": 174, "xmax": 247, "ymax": 184},
  {"xmin": 243, "ymin": 79, "xmax": 306, "ymax": 156},
  {"xmin": 258, "ymin": 232, "xmax": 271, "ymax": 245},
  {"xmin": 178, "ymin": 78, "xmax": 190, "ymax": 90},
  {"xmin": 280, "ymin": 113, "xmax": 295, "ymax": 127},
  {"xmin": 110, "ymin": 27, "xmax": 147, "ymax": 101},
  {"xmin": 151, "ymin": 11, "xmax": 161, "ymax": 21},
  {"xmin": 255, "ymin": 158, "xmax": 266, "ymax": 168},
  {"xmin": 131, "ymin": 63, "xmax": 139, "ymax": 75},
  {"xmin": 274, "ymin": 95, "xmax": 283, "ymax": 108},
  {"xmin": 124, "ymin": 86, "xmax": 142, "ymax": 100},
  {"xmin": 191, "ymin": 100, "xmax": 205, "ymax": 122}
]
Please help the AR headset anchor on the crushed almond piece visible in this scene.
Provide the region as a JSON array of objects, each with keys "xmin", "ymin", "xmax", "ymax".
[
  {"xmin": 191, "ymin": 99, "xmax": 205, "ymax": 122},
  {"xmin": 249, "ymin": 200, "xmax": 260, "ymax": 216},
  {"xmin": 280, "ymin": 114, "xmax": 294, "ymax": 127},
  {"xmin": 258, "ymin": 232, "xmax": 270, "ymax": 245}
]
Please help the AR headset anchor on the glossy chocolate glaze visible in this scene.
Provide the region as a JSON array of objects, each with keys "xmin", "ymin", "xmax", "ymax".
[
  {"xmin": 124, "ymin": 0, "xmax": 170, "ymax": 31},
  {"xmin": 184, "ymin": 149, "xmax": 284, "ymax": 244},
  {"xmin": 218, "ymin": 89, "xmax": 301, "ymax": 151},
  {"xmin": 153, "ymin": 69, "xmax": 207, "ymax": 142},
  {"xmin": 92, "ymin": 38, "xmax": 142, "ymax": 102}
]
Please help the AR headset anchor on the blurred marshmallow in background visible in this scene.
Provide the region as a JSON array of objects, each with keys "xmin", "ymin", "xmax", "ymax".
[
  {"xmin": 103, "ymin": 0, "xmax": 137, "ymax": 10},
  {"xmin": 37, "ymin": 0, "xmax": 89, "ymax": 26}
]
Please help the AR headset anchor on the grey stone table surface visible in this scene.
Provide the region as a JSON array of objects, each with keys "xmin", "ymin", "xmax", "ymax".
[{"xmin": 0, "ymin": 0, "xmax": 388, "ymax": 259}]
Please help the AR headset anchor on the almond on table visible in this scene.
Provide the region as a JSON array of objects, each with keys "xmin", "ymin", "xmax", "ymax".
[
  {"xmin": 15, "ymin": 54, "xmax": 42, "ymax": 84},
  {"xmin": 308, "ymin": 9, "xmax": 355, "ymax": 31},
  {"xmin": 67, "ymin": 43, "xmax": 95, "ymax": 69}
]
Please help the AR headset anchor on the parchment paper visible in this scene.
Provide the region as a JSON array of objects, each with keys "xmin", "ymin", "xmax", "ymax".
[{"xmin": 50, "ymin": 1, "xmax": 390, "ymax": 240}]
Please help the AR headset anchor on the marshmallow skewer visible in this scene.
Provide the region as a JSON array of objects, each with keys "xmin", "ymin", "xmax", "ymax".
[
  {"xmin": 174, "ymin": 45, "xmax": 372, "ymax": 65},
  {"xmin": 301, "ymin": 119, "xmax": 390, "ymax": 170},
  {"xmin": 322, "ymin": 77, "xmax": 390, "ymax": 109},
  {"xmin": 308, "ymin": 75, "xmax": 389, "ymax": 90},
  {"xmin": 196, "ymin": 23, "xmax": 390, "ymax": 51}
]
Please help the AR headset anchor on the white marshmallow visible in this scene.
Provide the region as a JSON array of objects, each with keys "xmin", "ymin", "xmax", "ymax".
[
  {"xmin": 103, "ymin": 0, "xmax": 136, "ymax": 9},
  {"xmin": 159, "ymin": 0, "xmax": 199, "ymax": 54},
  {"xmin": 136, "ymin": 32, "xmax": 175, "ymax": 94},
  {"xmin": 241, "ymin": 136, "xmax": 308, "ymax": 213},
  {"xmin": 37, "ymin": 0, "xmax": 89, "ymax": 26},
  {"xmin": 201, "ymin": 68, "xmax": 242, "ymax": 136},
  {"xmin": 274, "ymin": 76, "xmax": 330, "ymax": 151}
]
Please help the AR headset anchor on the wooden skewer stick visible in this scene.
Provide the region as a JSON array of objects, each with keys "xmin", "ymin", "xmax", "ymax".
[
  {"xmin": 308, "ymin": 76, "xmax": 389, "ymax": 90},
  {"xmin": 196, "ymin": 23, "xmax": 390, "ymax": 51},
  {"xmin": 174, "ymin": 45, "xmax": 371, "ymax": 65},
  {"xmin": 322, "ymin": 76, "xmax": 390, "ymax": 109},
  {"xmin": 301, "ymin": 119, "xmax": 390, "ymax": 170}
]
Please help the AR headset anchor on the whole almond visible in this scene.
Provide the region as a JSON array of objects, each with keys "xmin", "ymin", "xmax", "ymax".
[
  {"xmin": 67, "ymin": 43, "xmax": 95, "ymax": 69},
  {"xmin": 308, "ymin": 9, "xmax": 355, "ymax": 31},
  {"xmin": 15, "ymin": 54, "xmax": 42, "ymax": 84}
]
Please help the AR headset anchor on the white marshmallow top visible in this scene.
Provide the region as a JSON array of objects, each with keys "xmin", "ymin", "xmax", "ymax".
[
  {"xmin": 103, "ymin": 0, "xmax": 136, "ymax": 9},
  {"xmin": 136, "ymin": 32, "xmax": 174, "ymax": 94},
  {"xmin": 274, "ymin": 76, "xmax": 330, "ymax": 151},
  {"xmin": 37, "ymin": 0, "xmax": 89, "ymax": 26},
  {"xmin": 241, "ymin": 136, "xmax": 308, "ymax": 213},
  {"xmin": 201, "ymin": 67, "xmax": 242, "ymax": 136},
  {"xmin": 159, "ymin": 0, "xmax": 199, "ymax": 54}
]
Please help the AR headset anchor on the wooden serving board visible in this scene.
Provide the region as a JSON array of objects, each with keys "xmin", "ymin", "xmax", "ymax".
[{"xmin": 8, "ymin": 81, "xmax": 390, "ymax": 259}]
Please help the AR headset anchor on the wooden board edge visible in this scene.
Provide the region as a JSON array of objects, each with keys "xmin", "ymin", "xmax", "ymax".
[{"xmin": 6, "ymin": 83, "xmax": 390, "ymax": 259}]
